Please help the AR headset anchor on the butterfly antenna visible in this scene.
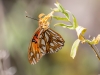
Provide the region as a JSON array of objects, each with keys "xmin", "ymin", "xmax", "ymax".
[{"xmin": 26, "ymin": 16, "xmax": 38, "ymax": 21}]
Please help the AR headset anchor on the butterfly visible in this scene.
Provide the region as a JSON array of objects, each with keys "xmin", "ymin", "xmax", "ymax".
[{"xmin": 28, "ymin": 11, "xmax": 65, "ymax": 65}]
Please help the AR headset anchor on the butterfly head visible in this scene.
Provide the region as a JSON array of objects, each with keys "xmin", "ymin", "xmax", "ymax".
[{"xmin": 38, "ymin": 11, "xmax": 54, "ymax": 30}]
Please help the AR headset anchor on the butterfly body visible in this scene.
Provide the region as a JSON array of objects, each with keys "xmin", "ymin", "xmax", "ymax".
[{"xmin": 28, "ymin": 11, "xmax": 65, "ymax": 65}]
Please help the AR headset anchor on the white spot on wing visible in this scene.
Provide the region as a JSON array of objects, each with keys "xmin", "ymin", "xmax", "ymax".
[
  {"xmin": 50, "ymin": 48, "xmax": 54, "ymax": 53},
  {"xmin": 40, "ymin": 48, "xmax": 46, "ymax": 55},
  {"xmin": 56, "ymin": 48, "xmax": 59, "ymax": 51},
  {"xmin": 45, "ymin": 32, "xmax": 49, "ymax": 42},
  {"xmin": 58, "ymin": 42, "xmax": 64, "ymax": 46},
  {"xmin": 33, "ymin": 58, "xmax": 36, "ymax": 64},
  {"xmin": 31, "ymin": 52, "xmax": 33, "ymax": 56},
  {"xmin": 46, "ymin": 31, "xmax": 50, "ymax": 35},
  {"xmin": 41, "ymin": 39, "xmax": 45, "ymax": 45},
  {"xmin": 48, "ymin": 29, "xmax": 56, "ymax": 34},
  {"xmin": 42, "ymin": 46, "xmax": 46, "ymax": 50},
  {"xmin": 50, "ymin": 43, "xmax": 54, "ymax": 46},
  {"xmin": 39, "ymin": 29, "xmax": 44, "ymax": 38},
  {"xmin": 53, "ymin": 41, "xmax": 57, "ymax": 44},
  {"xmin": 52, "ymin": 37, "xmax": 56, "ymax": 39},
  {"xmin": 59, "ymin": 38, "xmax": 63, "ymax": 41},
  {"xmin": 40, "ymin": 29, "xmax": 44, "ymax": 33},
  {"xmin": 37, "ymin": 53, "xmax": 39, "ymax": 59}
]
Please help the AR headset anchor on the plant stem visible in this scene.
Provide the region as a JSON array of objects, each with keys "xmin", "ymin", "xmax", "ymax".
[
  {"xmin": 82, "ymin": 34, "xmax": 100, "ymax": 60},
  {"xmin": 90, "ymin": 45, "xmax": 100, "ymax": 60}
]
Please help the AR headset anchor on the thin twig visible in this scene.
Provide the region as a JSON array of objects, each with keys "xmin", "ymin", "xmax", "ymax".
[
  {"xmin": 89, "ymin": 44, "xmax": 100, "ymax": 60},
  {"xmin": 81, "ymin": 34, "xmax": 100, "ymax": 60}
]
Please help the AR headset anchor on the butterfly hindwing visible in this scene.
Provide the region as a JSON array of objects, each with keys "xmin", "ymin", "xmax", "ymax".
[{"xmin": 39, "ymin": 28, "xmax": 65, "ymax": 54}]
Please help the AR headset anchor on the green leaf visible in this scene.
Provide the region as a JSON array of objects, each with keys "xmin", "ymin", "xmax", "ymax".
[
  {"xmin": 63, "ymin": 11, "xmax": 70, "ymax": 20},
  {"xmin": 70, "ymin": 39, "xmax": 80, "ymax": 59},
  {"xmin": 65, "ymin": 10, "xmax": 71, "ymax": 20},
  {"xmin": 53, "ymin": 2, "xmax": 79, "ymax": 30},
  {"xmin": 54, "ymin": 2, "xmax": 65, "ymax": 13},
  {"xmin": 54, "ymin": 23, "xmax": 74, "ymax": 29},
  {"xmin": 54, "ymin": 2, "xmax": 69, "ymax": 20},
  {"xmin": 53, "ymin": 16, "xmax": 68, "ymax": 21},
  {"xmin": 72, "ymin": 14, "xmax": 78, "ymax": 28}
]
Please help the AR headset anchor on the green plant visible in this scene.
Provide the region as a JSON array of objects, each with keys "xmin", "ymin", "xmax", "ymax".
[{"xmin": 51, "ymin": 2, "xmax": 100, "ymax": 60}]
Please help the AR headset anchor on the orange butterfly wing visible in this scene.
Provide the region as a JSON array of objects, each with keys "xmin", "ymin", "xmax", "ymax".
[{"xmin": 28, "ymin": 28, "xmax": 45, "ymax": 64}]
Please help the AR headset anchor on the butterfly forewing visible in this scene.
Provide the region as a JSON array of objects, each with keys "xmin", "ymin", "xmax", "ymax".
[
  {"xmin": 28, "ymin": 28, "xmax": 45, "ymax": 64},
  {"xmin": 39, "ymin": 28, "xmax": 65, "ymax": 54}
]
